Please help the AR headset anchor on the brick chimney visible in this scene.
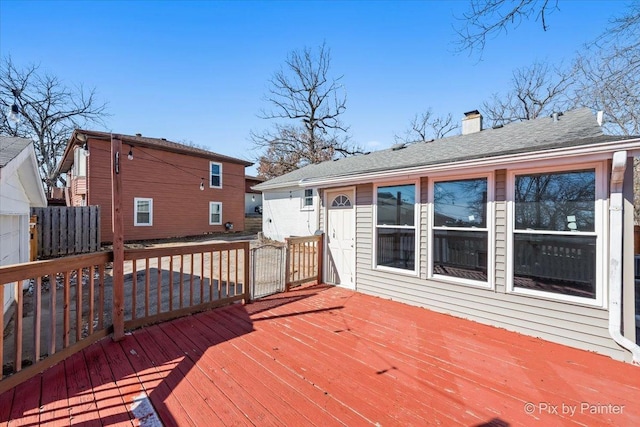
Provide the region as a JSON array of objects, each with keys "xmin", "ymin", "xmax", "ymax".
[{"xmin": 462, "ymin": 110, "xmax": 483, "ymax": 135}]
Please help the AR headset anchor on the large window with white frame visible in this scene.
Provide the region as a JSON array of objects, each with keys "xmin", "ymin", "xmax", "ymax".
[
  {"xmin": 209, "ymin": 202, "xmax": 222, "ymax": 225},
  {"xmin": 210, "ymin": 162, "xmax": 222, "ymax": 188},
  {"xmin": 510, "ymin": 166, "xmax": 600, "ymax": 302},
  {"xmin": 432, "ymin": 177, "xmax": 489, "ymax": 284},
  {"xmin": 375, "ymin": 183, "xmax": 417, "ymax": 272},
  {"xmin": 134, "ymin": 198, "xmax": 153, "ymax": 226}
]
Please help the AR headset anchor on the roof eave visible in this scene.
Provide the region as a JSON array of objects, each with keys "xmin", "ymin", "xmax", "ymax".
[
  {"xmin": 262, "ymin": 137, "xmax": 640, "ymax": 190},
  {"xmin": 56, "ymin": 130, "xmax": 253, "ymax": 174}
]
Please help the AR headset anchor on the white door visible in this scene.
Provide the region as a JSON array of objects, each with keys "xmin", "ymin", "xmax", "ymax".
[{"xmin": 326, "ymin": 190, "xmax": 355, "ymax": 288}]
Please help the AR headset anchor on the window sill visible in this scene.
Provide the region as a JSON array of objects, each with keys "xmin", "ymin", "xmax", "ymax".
[
  {"xmin": 374, "ymin": 265, "xmax": 419, "ymax": 277},
  {"xmin": 509, "ymin": 287, "xmax": 604, "ymax": 308},
  {"xmin": 430, "ymin": 274, "xmax": 492, "ymax": 290}
]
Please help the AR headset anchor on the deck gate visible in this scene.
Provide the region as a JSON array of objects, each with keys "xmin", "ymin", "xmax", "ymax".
[{"xmin": 250, "ymin": 244, "xmax": 286, "ymax": 299}]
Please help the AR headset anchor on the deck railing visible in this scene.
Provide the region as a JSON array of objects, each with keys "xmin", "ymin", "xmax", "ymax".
[
  {"xmin": 123, "ymin": 241, "xmax": 250, "ymax": 330},
  {"xmin": 285, "ymin": 234, "xmax": 323, "ymax": 291},
  {"xmin": 0, "ymin": 241, "xmax": 250, "ymax": 393},
  {"xmin": 0, "ymin": 251, "xmax": 112, "ymax": 392}
]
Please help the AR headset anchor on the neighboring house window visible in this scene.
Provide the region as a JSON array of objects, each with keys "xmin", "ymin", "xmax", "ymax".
[
  {"xmin": 73, "ymin": 147, "xmax": 87, "ymax": 177},
  {"xmin": 303, "ymin": 189, "xmax": 313, "ymax": 208},
  {"xmin": 432, "ymin": 177, "xmax": 489, "ymax": 284},
  {"xmin": 210, "ymin": 162, "xmax": 222, "ymax": 188},
  {"xmin": 134, "ymin": 198, "xmax": 153, "ymax": 226},
  {"xmin": 209, "ymin": 202, "xmax": 222, "ymax": 225},
  {"xmin": 511, "ymin": 167, "xmax": 599, "ymax": 301},
  {"xmin": 375, "ymin": 183, "xmax": 417, "ymax": 272}
]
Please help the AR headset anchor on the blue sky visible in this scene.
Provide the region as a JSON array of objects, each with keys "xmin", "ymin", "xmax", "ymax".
[{"xmin": 0, "ymin": 0, "xmax": 625, "ymax": 175}]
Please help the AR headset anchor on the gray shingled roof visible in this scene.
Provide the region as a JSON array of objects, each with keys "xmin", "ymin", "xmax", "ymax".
[
  {"xmin": 255, "ymin": 108, "xmax": 625, "ymax": 190},
  {"xmin": 0, "ymin": 136, "xmax": 31, "ymax": 168}
]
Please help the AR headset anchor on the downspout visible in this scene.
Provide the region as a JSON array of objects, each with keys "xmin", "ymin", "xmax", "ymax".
[{"xmin": 608, "ymin": 150, "xmax": 640, "ymax": 364}]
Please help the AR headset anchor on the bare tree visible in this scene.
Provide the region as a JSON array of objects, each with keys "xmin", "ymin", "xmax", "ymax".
[
  {"xmin": 252, "ymin": 43, "xmax": 361, "ymax": 178},
  {"xmin": 0, "ymin": 57, "xmax": 108, "ymax": 193},
  {"xmin": 395, "ymin": 109, "xmax": 459, "ymax": 143},
  {"xmin": 255, "ymin": 125, "xmax": 337, "ymax": 179},
  {"xmin": 482, "ymin": 61, "xmax": 572, "ymax": 127},
  {"xmin": 570, "ymin": 4, "xmax": 639, "ymax": 136},
  {"xmin": 455, "ymin": 0, "xmax": 559, "ymax": 56}
]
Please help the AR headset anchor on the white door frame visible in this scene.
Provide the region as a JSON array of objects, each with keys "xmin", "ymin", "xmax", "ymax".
[{"xmin": 324, "ymin": 187, "xmax": 356, "ymax": 289}]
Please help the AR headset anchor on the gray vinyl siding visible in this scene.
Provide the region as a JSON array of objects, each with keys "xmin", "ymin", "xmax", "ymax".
[
  {"xmin": 494, "ymin": 169, "xmax": 507, "ymax": 293},
  {"xmin": 419, "ymin": 177, "xmax": 429, "ymax": 279},
  {"xmin": 354, "ymin": 171, "xmax": 627, "ymax": 362},
  {"xmin": 318, "ymin": 189, "xmax": 325, "ymax": 233}
]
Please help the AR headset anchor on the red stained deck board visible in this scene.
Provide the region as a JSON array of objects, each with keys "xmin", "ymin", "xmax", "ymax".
[
  {"xmin": 292, "ymin": 289, "xmax": 640, "ymax": 425},
  {"xmin": 83, "ymin": 342, "xmax": 133, "ymax": 426},
  {"xmin": 64, "ymin": 350, "xmax": 101, "ymax": 426},
  {"xmin": 242, "ymin": 302, "xmax": 471, "ymax": 425},
  {"xmin": 2, "ymin": 283, "xmax": 639, "ymax": 426},
  {"xmin": 97, "ymin": 339, "xmax": 145, "ymax": 424},
  {"xmin": 7, "ymin": 375, "xmax": 40, "ymax": 427},
  {"xmin": 197, "ymin": 309, "xmax": 371, "ymax": 426},
  {"xmin": 210, "ymin": 307, "xmax": 423, "ymax": 426},
  {"xmin": 118, "ymin": 332, "xmax": 194, "ymax": 427},
  {"xmin": 158, "ymin": 320, "xmax": 284, "ymax": 427},
  {"xmin": 168, "ymin": 313, "xmax": 341, "ymax": 426},
  {"xmin": 39, "ymin": 361, "xmax": 70, "ymax": 425},
  {"xmin": 0, "ymin": 388, "xmax": 14, "ymax": 426},
  {"xmin": 215, "ymin": 302, "xmax": 473, "ymax": 425},
  {"xmin": 133, "ymin": 325, "xmax": 250, "ymax": 426},
  {"xmin": 276, "ymin": 286, "xmax": 640, "ymax": 425}
]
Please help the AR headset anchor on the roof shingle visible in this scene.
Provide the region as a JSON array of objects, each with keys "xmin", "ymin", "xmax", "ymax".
[{"xmin": 255, "ymin": 108, "xmax": 626, "ymax": 189}]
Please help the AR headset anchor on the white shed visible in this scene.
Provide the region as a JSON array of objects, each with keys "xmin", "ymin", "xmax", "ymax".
[{"xmin": 0, "ymin": 136, "xmax": 47, "ymax": 317}]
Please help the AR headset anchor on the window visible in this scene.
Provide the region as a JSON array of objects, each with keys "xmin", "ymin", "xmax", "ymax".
[
  {"xmin": 331, "ymin": 194, "xmax": 352, "ymax": 207},
  {"xmin": 303, "ymin": 189, "xmax": 313, "ymax": 207},
  {"xmin": 511, "ymin": 168, "xmax": 598, "ymax": 300},
  {"xmin": 375, "ymin": 183, "xmax": 417, "ymax": 272},
  {"xmin": 209, "ymin": 202, "xmax": 222, "ymax": 225},
  {"xmin": 210, "ymin": 162, "xmax": 222, "ymax": 188},
  {"xmin": 73, "ymin": 147, "xmax": 87, "ymax": 177},
  {"xmin": 432, "ymin": 178, "xmax": 488, "ymax": 283},
  {"xmin": 134, "ymin": 198, "xmax": 153, "ymax": 226}
]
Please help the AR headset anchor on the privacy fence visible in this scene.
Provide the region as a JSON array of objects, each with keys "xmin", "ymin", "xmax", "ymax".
[{"xmin": 31, "ymin": 206, "xmax": 101, "ymax": 259}]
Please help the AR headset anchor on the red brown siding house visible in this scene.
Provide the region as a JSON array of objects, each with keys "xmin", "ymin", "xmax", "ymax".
[{"xmin": 57, "ymin": 130, "xmax": 252, "ymax": 243}]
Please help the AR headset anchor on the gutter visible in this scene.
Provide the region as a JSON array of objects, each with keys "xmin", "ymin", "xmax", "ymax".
[{"xmin": 608, "ymin": 150, "xmax": 640, "ymax": 364}]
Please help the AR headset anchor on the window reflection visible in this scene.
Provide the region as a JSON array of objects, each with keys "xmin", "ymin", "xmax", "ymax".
[
  {"xmin": 434, "ymin": 179, "xmax": 487, "ymax": 227},
  {"xmin": 377, "ymin": 185, "xmax": 415, "ymax": 226},
  {"xmin": 515, "ymin": 170, "xmax": 595, "ymax": 232}
]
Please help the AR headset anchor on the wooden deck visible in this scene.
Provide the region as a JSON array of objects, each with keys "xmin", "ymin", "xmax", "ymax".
[{"xmin": 1, "ymin": 283, "xmax": 639, "ymax": 426}]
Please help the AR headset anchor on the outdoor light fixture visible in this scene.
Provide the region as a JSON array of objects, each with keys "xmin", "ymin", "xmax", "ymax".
[
  {"xmin": 83, "ymin": 142, "xmax": 90, "ymax": 156},
  {"xmin": 8, "ymin": 89, "xmax": 21, "ymax": 123},
  {"xmin": 200, "ymin": 178, "xmax": 205, "ymax": 191},
  {"xmin": 128, "ymin": 146, "xmax": 134, "ymax": 160},
  {"xmin": 8, "ymin": 104, "xmax": 20, "ymax": 123},
  {"xmin": 252, "ymin": 194, "xmax": 256, "ymax": 202}
]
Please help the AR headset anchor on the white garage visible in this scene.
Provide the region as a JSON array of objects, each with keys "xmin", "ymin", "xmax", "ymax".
[{"xmin": 0, "ymin": 136, "xmax": 46, "ymax": 317}]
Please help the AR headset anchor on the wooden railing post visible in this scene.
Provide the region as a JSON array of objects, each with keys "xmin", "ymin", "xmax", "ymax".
[
  {"xmin": 111, "ymin": 135, "xmax": 125, "ymax": 341},
  {"xmin": 243, "ymin": 241, "xmax": 250, "ymax": 304},
  {"xmin": 284, "ymin": 238, "xmax": 291, "ymax": 292},
  {"xmin": 316, "ymin": 233, "xmax": 324, "ymax": 285}
]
